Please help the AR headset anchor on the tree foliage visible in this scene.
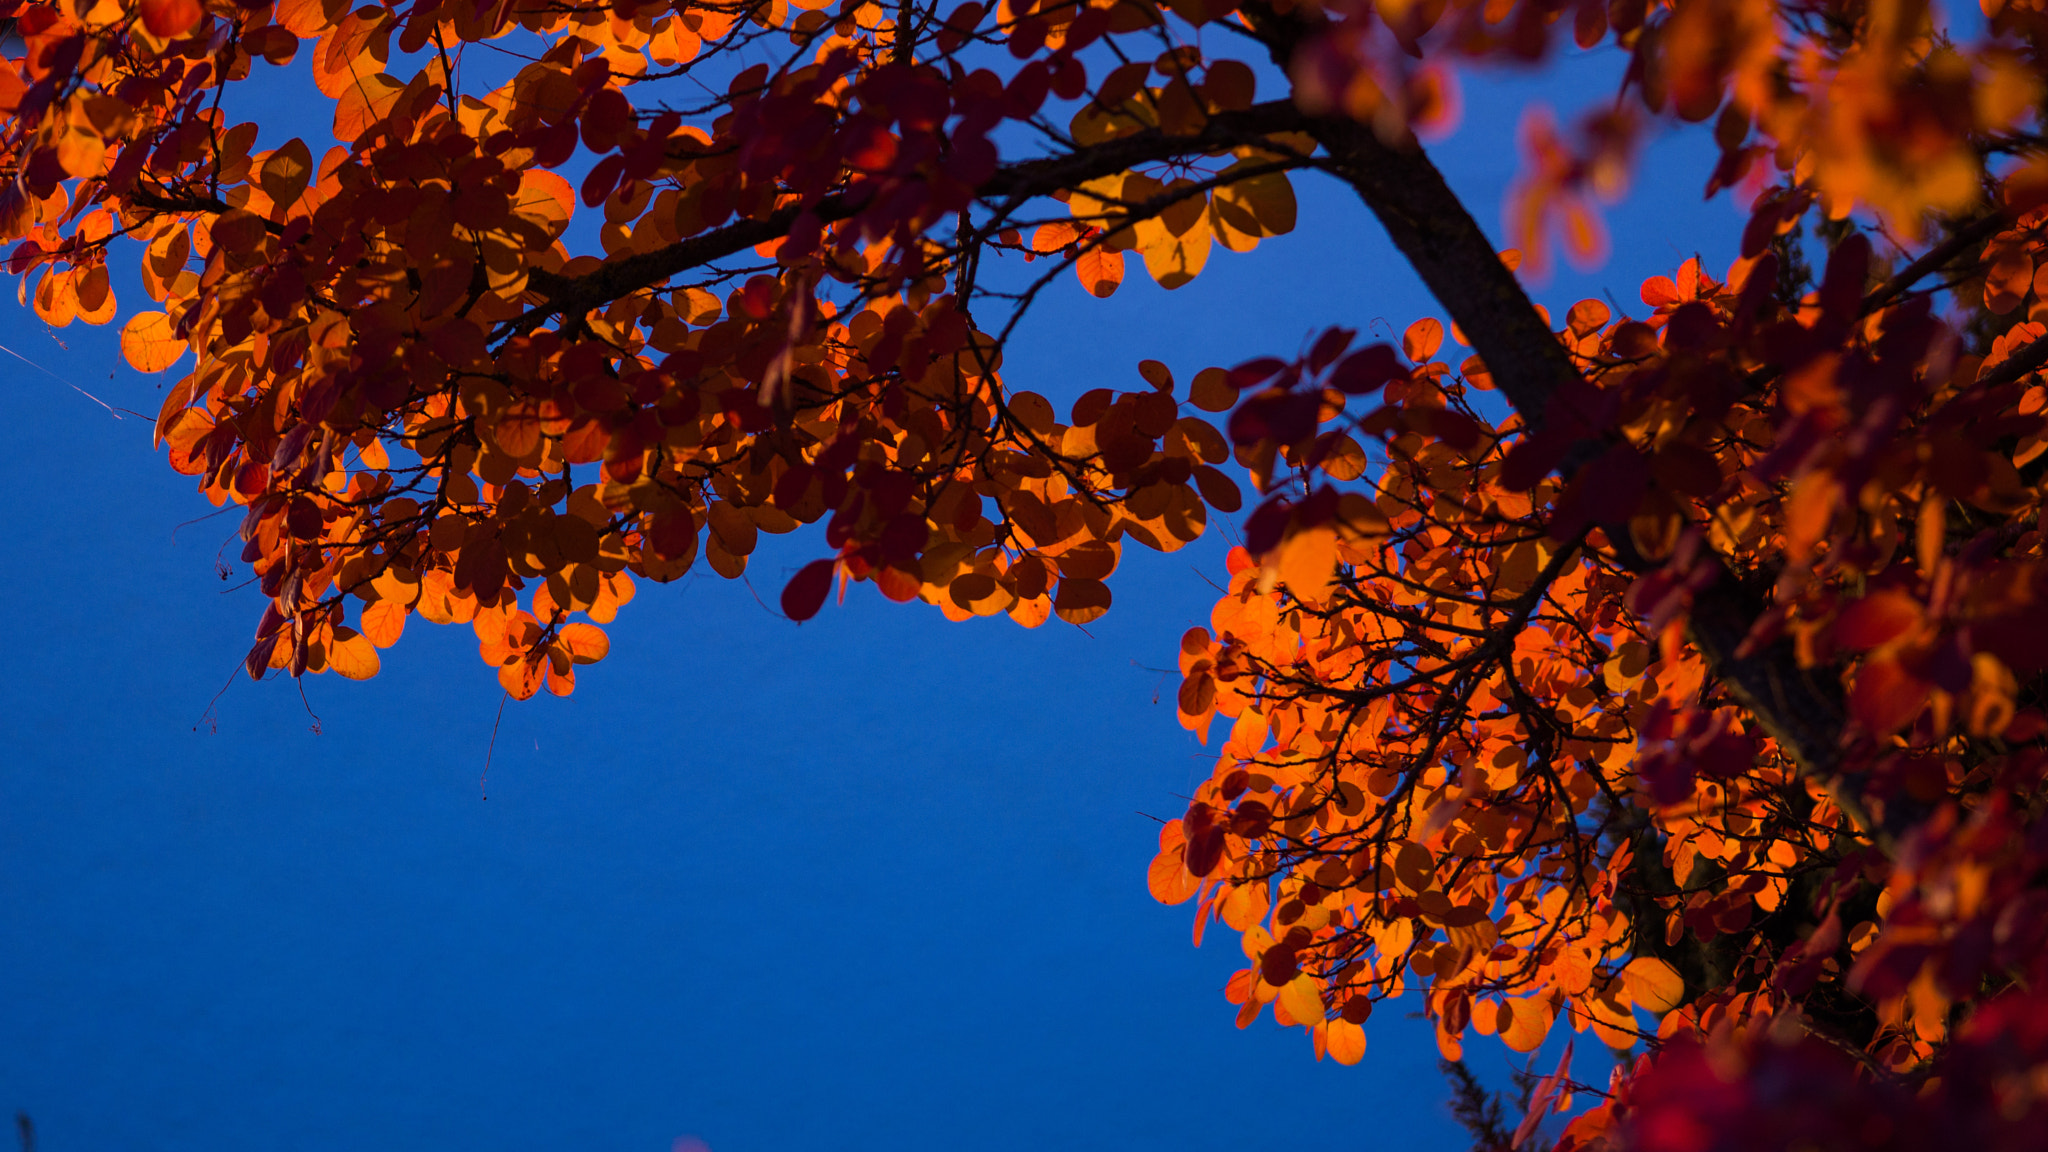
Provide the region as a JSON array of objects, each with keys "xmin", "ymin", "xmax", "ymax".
[{"xmin": 11, "ymin": 0, "xmax": 2048, "ymax": 1142}]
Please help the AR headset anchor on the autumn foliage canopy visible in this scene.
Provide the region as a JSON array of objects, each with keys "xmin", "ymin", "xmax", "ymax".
[{"xmin": 14, "ymin": 0, "xmax": 2048, "ymax": 1139}]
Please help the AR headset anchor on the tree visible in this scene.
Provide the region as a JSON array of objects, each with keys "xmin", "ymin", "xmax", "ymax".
[{"xmin": 8, "ymin": 0, "xmax": 2048, "ymax": 1143}]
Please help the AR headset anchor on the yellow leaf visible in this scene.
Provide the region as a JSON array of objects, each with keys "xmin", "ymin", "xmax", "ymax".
[
  {"xmin": 1240, "ymin": 923, "xmax": 1275, "ymax": 962},
  {"xmin": 1066, "ymin": 173, "xmax": 1127, "ymax": 225},
  {"xmin": 1142, "ymin": 224, "xmax": 1211, "ymax": 290},
  {"xmin": 122, "ymin": 311, "xmax": 185, "ymax": 373},
  {"xmin": 1280, "ymin": 975, "xmax": 1325, "ymax": 1027},
  {"xmin": 1206, "ymin": 197, "xmax": 1256, "ymax": 254},
  {"xmin": 1211, "ymin": 165, "xmax": 1296, "ymax": 243}
]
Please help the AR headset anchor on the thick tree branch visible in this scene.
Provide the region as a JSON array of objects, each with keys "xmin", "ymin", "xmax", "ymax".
[
  {"xmin": 1295, "ymin": 120, "xmax": 1582, "ymax": 437},
  {"xmin": 1978, "ymin": 326, "xmax": 2048, "ymax": 390},
  {"xmin": 513, "ymin": 100, "xmax": 1306, "ymax": 331},
  {"xmin": 1238, "ymin": 2, "xmax": 1861, "ymax": 811}
]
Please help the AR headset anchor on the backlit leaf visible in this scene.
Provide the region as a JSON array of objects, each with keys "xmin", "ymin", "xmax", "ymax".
[
  {"xmin": 1621, "ymin": 957, "xmax": 1685, "ymax": 1014},
  {"xmin": 326, "ymin": 627, "xmax": 381, "ymax": 680},
  {"xmin": 122, "ymin": 312, "xmax": 184, "ymax": 373},
  {"xmin": 1077, "ymin": 248, "xmax": 1123, "ymax": 297}
]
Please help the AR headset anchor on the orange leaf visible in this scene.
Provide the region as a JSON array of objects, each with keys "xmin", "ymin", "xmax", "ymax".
[
  {"xmin": 1279, "ymin": 975, "xmax": 1324, "ymax": 1028},
  {"xmin": 361, "ymin": 599, "xmax": 407, "ymax": 648},
  {"xmin": 557, "ymin": 622, "xmax": 610, "ymax": 664},
  {"xmin": 141, "ymin": 0, "xmax": 204, "ymax": 37},
  {"xmin": 1032, "ymin": 221, "xmax": 1079, "ymax": 252},
  {"xmin": 73, "ymin": 266, "xmax": 115, "ymax": 325},
  {"xmin": 1784, "ymin": 472, "xmax": 1841, "ymax": 563},
  {"xmin": 1076, "ymin": 248, "xmax": 1123, "ymax": 298},
  {"xmin": 1189, "ymin": 367, "xmax": 1237, "ymax": 412},
  {"xmin": 498, "ymin": 657, "xmax": 544, "ymax": 700},
  {"xmin": 1268, "ymin": 525, "xmax": 1338, "ymax": 603},
  {"xmin": 1621, "ymin": 956, "xmax": 1685, "ymax": 1013},
  {"xmin": 513, "ymin": 170, "xmax": 576, "ymax": 239},
  {"xmin": 1006, "ymin": 593, "xmax": 1052, "ymax": 629},
  {"xmin": 259, "ymin": 139, "xmax": 315, "ymax": 213},
  {"xmin": 1053, "ymin": 577, "xmax": 1111, "ymax": 624},
  {"xmin": 123, "ymin": 311, "xmax": 185, "ymax": 373},
  {"xmin": 1641, "ymin": 276, "xmax": 1681, "ymax": 308},
  {"xmin": 1499, "ymin": 996, "xmax": 1556, "ymax": 1052},
  {"xmin": 34, "ymin": 269, "xmax": 77, "ymax": 328},
  {"xmin": 1148, "ymin": 846, "xmax": 1200, "ymax": 904},
  {"xmin": 1325, "ymin": 1018, "xmax": 1367, "ymax": 1065},
  {"xmin": 1403, "ymin": 318, "xmax": 1444, "ymax": 363},
  {"xmin": 326, "ymin": 626, "xmax": 381, "ymax": 680},
  {"xmin": 333, "ymin": 71, "xmax": 404, "ymax": 144}
]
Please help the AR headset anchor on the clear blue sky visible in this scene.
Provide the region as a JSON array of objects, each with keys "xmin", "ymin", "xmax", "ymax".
[{"xmin": 0, "ymin": 42, "xmax": 1740, "ymax": 1152}]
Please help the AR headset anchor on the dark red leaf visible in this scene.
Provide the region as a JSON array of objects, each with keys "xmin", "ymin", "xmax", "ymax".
[
  {"xmin": 781, "ymin": 558, "xmax": 836, "ymax": 621},
  {"xmin": 1328, "ymin": 344, "xmax": 1403, "ymax": 394}
]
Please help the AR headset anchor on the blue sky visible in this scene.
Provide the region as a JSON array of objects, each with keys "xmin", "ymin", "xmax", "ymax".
[{"xmin": 0, "ymin": 35, "xmax": 1743, "ymax": 1152}]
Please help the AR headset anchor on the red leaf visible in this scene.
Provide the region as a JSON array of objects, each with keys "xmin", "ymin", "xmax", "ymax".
[
  {"xmin": 1849, "ymin": 657, "xmax": 1928, "ymax": 733},
  {"xmin": 781, "ymin": 558, "xmax": 835, "ymax": 621},
  {"xmin": 1328, "ymin": 344, "xmax": 1403, "ymax": 394},
  {"xmin": 1260, "ymin": 943, "xmax": 1300, "ymax": 985},
  {"xmin": 1229, "ymin": 357, "xmax": 1289, "ymax": 391},
  {"xmin": 580, "ymin": 154, "xmax": 626, "ymax": 207},
  {"xmin": 1510, "ymin": 1041, "xmax": 1572, "ymax": 1150},
  {"xmin": 1834, "ymin": 590, "xmax": 1922, "ymax": 650},
  {"xmin": 1307, "ymin": 327, "xmax": 1355, "ymax": 373},
  {"xmin": 141, "ymin": 0, "xmax": 202, "ymax": 37},
  {"xmin": 1819, "ymin": 232, "xmax": 1871, "ymax": 323},
  {"xmin": 1179, "ymin": 819, "xmax": 1220, "ymax": 873}
]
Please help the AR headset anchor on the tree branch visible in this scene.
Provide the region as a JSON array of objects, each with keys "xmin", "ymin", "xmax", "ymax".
[
  {"xmin": 512, "ymin": 100, "xmax": 1306, "ymax": 332},
  {"xmin": 1238, "ymin": 1, "xmax": 1863, "ymax": 817},
  {"xmin": 1860, "ymin": 211, "xmax": 2007, "ymax": 317}
]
